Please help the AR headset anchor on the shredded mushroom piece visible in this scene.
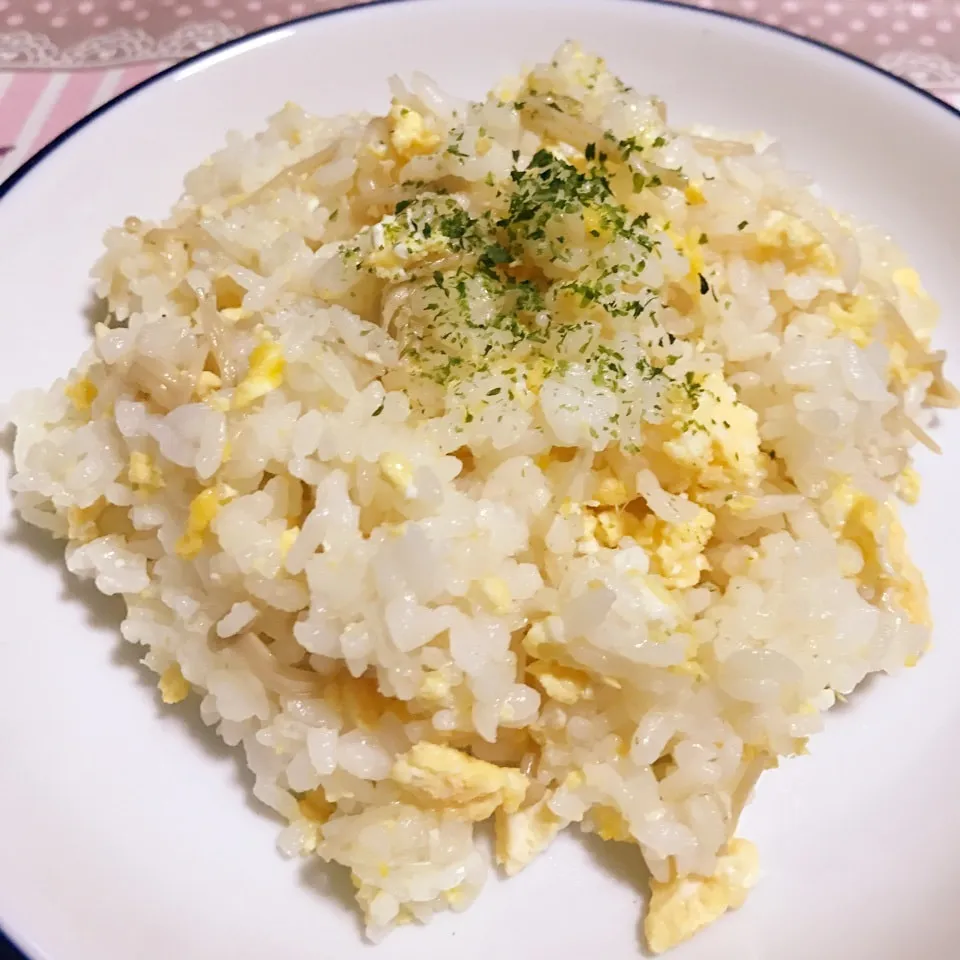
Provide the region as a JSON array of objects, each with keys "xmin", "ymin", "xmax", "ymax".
[
  {"xmin": 517, "ymin": 96, "xmax": 687, "ymax": 189},
  {"xmin": 129, "ymin": 357, "xmax": 197, "ymax": 411},
  {"xmin": 142, "ymin": 222, "xmax": 255, "ymax": 268},
  {"xmin": 882, "ymin": 301, "xmax": 932, "ymax": 366},
  {"xmin": 236, "ymin": 144, "xmax": 339, "ymax": 209},
  {"xmin": 892, "ymin": 408, "xmax": 942, "ymax": 455},
  {"xmin": 880, "ymin": 303, "xmax": 960, "ymax": 410},
  {"xmin": 688, "ymin": 135, "xmax": 756, "ymax": 158},
  {"xmin": 925, "ymin": 351, "xmax": 960, "ymax": 408},
  {"xmin": 728, "ymin": 751, "xmax": 774, "ymax": 837},
  {"xmin": 236, "ymin": 632, "xmax": 322, "ymax": 696},
  {"xmin": 381, "ymin": 282, "xmax": 414, "ymax": 336},
  {"xmin": 197, "ymin": 295, "xmax": 238, "ymax": 384}
]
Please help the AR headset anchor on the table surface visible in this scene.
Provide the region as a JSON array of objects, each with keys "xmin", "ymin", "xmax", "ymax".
[{"xmin": 0, "ymin": 0, "xmax": 957, "ymax": 956}]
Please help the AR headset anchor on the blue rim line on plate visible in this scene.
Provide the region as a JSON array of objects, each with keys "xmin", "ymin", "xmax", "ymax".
[{"xmin": 0, "ymin": 0, "xmax": 958, "ymax": 956}]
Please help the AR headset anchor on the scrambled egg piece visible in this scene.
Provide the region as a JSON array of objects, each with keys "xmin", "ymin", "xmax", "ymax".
[
  {"xmin": 823, "ymin": 480, "xmax": 930, "ymax": 627},
  {"xmin": 479, "ymin": 575, "xmax": 512, "ymax": 613},
  {"xmin": 826, "ymin": 285, "xmax": 934, "ymax": 388},
  {"xmin": 591, "ymin": 805, "xmax": 632, "ymax": 842},
  {"xmin": 662, "ymin": 372, "xmax": 764, "ymax": 488},
  {"xmin": 894, "ymin": 267, "xmax": 922, "ymax": 298},
  {"xmin": 668, "ymin": 229, "xmax": 706, "ymax": 289},
  {"xmin": 67, "ymin": 499, "xmax": 105, "ymax": 542},
  {"xmin": 828, "ymin": 295, "xmax": 877, "ymax": 348},
  {"xmin": 158, "ymin": 663, "xmax": 190, "ymax": 704},
  {"xmin": 755, "ymin": 212, "xmax": 836, "ymax": 274},
  {"xmin": 388, "ymin": 102, "xmax": 441, "ymax": 159},
  {"xmin": 64, "ymin": 377, "xmax": 97, "ymax": 412},
  {"xmin": 175, "ymin": 483, "xmax": 236, "ymax": 559},
  {"xmin": 325, "ymin": 672, "xmax": 408, "ymax": 730},
  {"xmin": 391, "ymin": 742, "xmax": 529, "ymax": 821},
  {"xmin": 896, "ymin": 465, "xmax": 921, "ymax": 505},
  {"xmin": 582, "ymin": 207, "xmax": 611, "ymax": 243},
  {"xmin": 527, "ymin": 659, "xmax": 595, "ymax": 705},
  {"xmin": 279, "ymin": 525, "xmax": 299, "ymax": 559},
  {"xmin": 417, "ymin": 670, "xmax": 453, "ymax": 704},
  {"xmin": 495, "ymin": 796, "xmax": 564, "ymax": 875},
  {"xmin": 558, "ymin": 498, "xmax": 636, "ymax": 554},
  {"xmin": 379, "ymin": 453, "xmax": 415, "ymax": 495},
  {"xmin": 233, "ymin": 336, "xmax": 286, "ymax": 409},
  {"xmin": 632, "ymin": 506, "xmax": 715, "ymax": 589},
  {"xmin": 593, "ymin": 508, "xmax": 624, "ymax": 548},
  {"xmin": 645, "ymin": 838, "xmax": 760, "ymax": 954},
  {"xmin": 883, "ymin": 511, "xmax": 930, "ymax": 628},
  {"xmin": 592, "ymin": 474, "xmax": 630, "ymax": 507},
  {"xmin": 128, "ymin": 451, "xmax": 164, "ymax": 489},
  {"xmin": 364, "ymin": 206, "xmax": 456, "ymax": 281},
  {"xmin": 522, "ymin": 621, "xmax": 560, "ymax": 660},
  {"xmin": 887, "ymin": 343, "xmax": 923, "ymax": 390}
]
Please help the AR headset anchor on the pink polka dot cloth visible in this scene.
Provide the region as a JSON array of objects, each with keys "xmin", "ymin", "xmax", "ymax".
[{"xmin": 0, "ymin": 0, "xmax": 958, "ymax": 179}]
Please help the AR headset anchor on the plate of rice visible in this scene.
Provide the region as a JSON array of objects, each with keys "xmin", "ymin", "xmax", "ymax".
[{"xmin": 2, "ymin": 1, "xmax": 960, "ymax": 957}]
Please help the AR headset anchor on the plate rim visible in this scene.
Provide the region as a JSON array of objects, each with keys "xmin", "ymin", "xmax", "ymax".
[
  {"xmin": 1, "ymin": 2, "xmax": 959, "ymax": 958},
  {"xmin": 0, "ymin": 0, "xmax": 959, "ymax": 205}
]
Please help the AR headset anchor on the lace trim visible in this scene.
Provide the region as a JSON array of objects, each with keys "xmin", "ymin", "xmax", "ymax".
[
  {"xmin": 0, "ymin": 22, "xmax": 243, "ymax": 68},
  {"xmin": 877, "ymin": 50, "xmax": 960, "ymax": 91}
]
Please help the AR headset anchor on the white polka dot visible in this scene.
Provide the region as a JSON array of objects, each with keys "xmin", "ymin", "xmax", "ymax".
[
  {"xmin": 50, "ymin": 14, "xmax": 67, "ymax": 27},
  {"xmin": 0, "ymin": 0, "xmax": 10, "ymax": 11},
  {"xmin": 134, "ymin": 8, "xmax": 149, "ymax": 20},
  {"xmin": 175, "ymin": 4, "xmax": 192, "ymax": 15},
  {"xmin": 33, "ymin": 1, "xmax": 51, "ymax": 13},
  {"xmin": 918, "ymin": 33, "xmax": 935, "ymax": 44},
  {"xmin": 698, "ymin": 0, "xmax": 716, "ymax": 9},
  {"xmin": 246, "ymin": 0, "xmax": 261, "ymax": 10},
  {"xmin": 936, "ymin": 18, "xmax": 953, "ymax": 31},
  {"xmin": 783, "ymin": 0, "xmax": 800, "ymax": 12},
  {"xmin": 93, "ymin": 14, "xmax": 109, "ymax": 27},
  {"xmin": 765, "ymin": 13, "xmax": 781, "ymax": 24},
  {"xmin": 77, "ymin": 0, "xmax": 93, "ymax": 14},
  {"xmin": 221, "ymin": 7, "xmax": 235, "ymax": 18},
  {"xmin": 289, "ymin": 1, "xmax": 305, "ymax": 12},
  {"xmin": 875, "ymin": 32, "xmax": 890, "ymax": 43},
  {"xmin": 831, "ymin": 30, "xmax": 848, "ymax": 43},
  {"xmin": 867, "ymin": 2, "xmax": 886, "ymax": 16},
  {"xmin": 892, "ymin": 19, "xmax": 908, "ymax": 31},
  {"xmin": 6, "ymin": 12, "xmax": 23, "ymax": 25},
  {"xmin": 203, "ymin": 0, "xmax": 219, "ymax": 7},
  {"xmin": 825, "ymin": 1, "xmax": 843, "ymax": 14},
  {"xmin": 791, "ymin": 25, "xmax": 808, "ymax": 35},
  {"xmin": 118, "ymin": 0, "xmax": 135, "ymax": 9},
  {"xmin": 848, "ymin": 18, "xmax": 864, "ymax": 31},
  {"xmin": 265, "ymin": 11, "xmax": 281, "ymax": 23},
  {"xmin": 739, "ymin": 0, "xmax": 757, "ymax": 10},
  {"xmin": 909, "ymin": 2, "xmax": 928, "ymax": 17},
  {"xmin": 808, "ymin": 14, "xmax": 824, "ymax": 26}
]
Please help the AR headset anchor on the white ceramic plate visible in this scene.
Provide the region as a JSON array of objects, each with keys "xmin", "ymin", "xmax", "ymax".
[{"xmin": 2, "ymin": 1, "xmax": 959, "ymax": 957}]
